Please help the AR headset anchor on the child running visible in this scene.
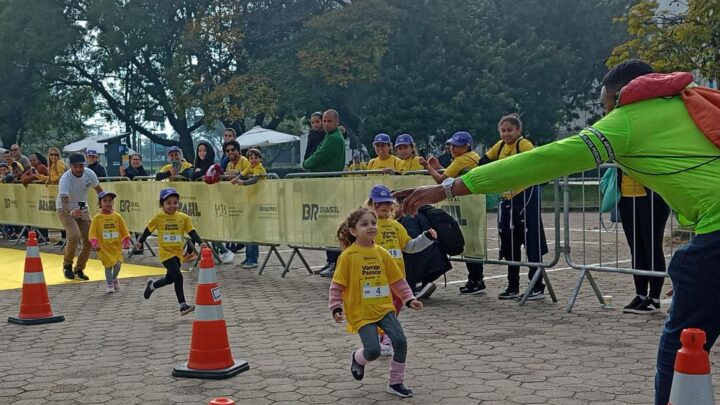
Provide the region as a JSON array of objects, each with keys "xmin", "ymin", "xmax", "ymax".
[
  {"xmin": 136, "ymin": 188, "xmax": 203, "ymax": 315},
  {"xmin": 366, "ymin": 184, "xmax": 436, "ymax": 355},
  {"xmin": 329, "ymin": 207, "xmax": 423, "ymax": 398},
  {"xmin": 89, "ymin": 191, "xmax": 131, "ymax": 293}
]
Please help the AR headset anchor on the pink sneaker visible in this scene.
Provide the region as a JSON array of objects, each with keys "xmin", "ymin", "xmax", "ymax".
[
  {"xmin": 113, "ymin": 278, "xmax": 120, "ymax": 292},
  {"xmin": 105, "ymin": 283, "xmax": 115, "ymax": 294}
]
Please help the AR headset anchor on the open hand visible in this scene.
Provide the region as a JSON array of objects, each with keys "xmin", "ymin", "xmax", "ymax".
[
  {"xmin": 392, "ymin": 186, "xmax": 446, "ymax": 215},
  {"xmin": 428, "ymin": 228, "xmax": 438, "ymax": 239}
]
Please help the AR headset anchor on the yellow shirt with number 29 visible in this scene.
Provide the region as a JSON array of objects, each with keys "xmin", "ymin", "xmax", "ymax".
[
  {"xmin": 332, "ymin": 243, "xmax": 403, "ymax": 333},
  {"xmin": 146, "ymin": 211, "xmax": 195, "ymax": 262}
]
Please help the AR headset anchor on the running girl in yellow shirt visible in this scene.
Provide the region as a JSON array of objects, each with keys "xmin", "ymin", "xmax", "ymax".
[
  {"xmin": 329, "ymin": 207, "xmax": 422, "ymax": 398},
  {"xmin": 89, "ymin": 191, "xmax": 131, "ymax": 293},
  {"xmin": 136, "ymin": 188, "xmax": 204, "ymax": 316}
]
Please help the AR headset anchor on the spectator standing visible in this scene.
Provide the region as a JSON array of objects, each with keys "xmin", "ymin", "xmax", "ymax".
[
  {"xmin": 191, "ymin": 141, "xmax": 216, "ymax": 181},
  {"xmin": 156, "ymin": 146, "xmax": 193, "ymax": 180},
  {"xmin": 367, "ymin": 134, "xmax": 402, "ymax": 173},
  {"xmin": 395, "ymin": 134, "xmax": 423, "ymax": 173},
  {"xmin": 220, "ymin": 128, "xmax": 237, "ymax": 171},
  {"xmin": 346, "ymin": 150, "xmax": 367, "ymax": 171},
  {"xmin": 10, "ymin": 144, "xmax": 30, "ymax": 171},
  {"xmin": 302, "ymin": 109, "xmax": 347, "ymax": 276},
  {"xmin": 223, "ymin": 140, "xmax": 249, "ymax": 177},
  {"xmin": 303, "ymin": 111, "xmax": 325, "ymax": 161},
  {"xmin": 36, "ymin": 147, "xmax": 66, "ymax": 184},
  {"xmin": 56, "ymin": 153, "xmax": 103, "ymax": 280},
  {"xmin": 232, "ymin": 148, "xmax": 267, "ymax": 268},
  {"xmin": 437, "ymin": 141, "xmax": 453, "ymax": 168},
  {"xmin": 118, "ymin": 153, "xmax": 147, "ymax": 180},
  {"xmin": 21, "ymin": 152, "xmax": 48, "ymax": 187},
  {"xmin": 85, "ymin": 149, "xmax": 107, "ymax": 178}
]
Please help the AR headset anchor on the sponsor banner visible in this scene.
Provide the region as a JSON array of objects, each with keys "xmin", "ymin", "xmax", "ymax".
[{"xmin": 0, "ymin": 177, "xmax": 486, "ymax": 257}]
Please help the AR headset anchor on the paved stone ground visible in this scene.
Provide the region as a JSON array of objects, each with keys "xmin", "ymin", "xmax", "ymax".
[{"xmin": 1, "ymin": 212, "xmax": 718, "ymax": 404}]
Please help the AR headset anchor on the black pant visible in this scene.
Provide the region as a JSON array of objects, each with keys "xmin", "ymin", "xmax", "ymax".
[
  {"xmin": 326, "ymin": 250, "xmax": 339, "ymax": 264},
  {"xmin": 466, "ymin": 262, "xmax": 484, "ymax": 282},
  {"xmin": 498, "ymin": 186, "xmax": 548, "ymax": 292},
  {"xmin": 154, "ymin": 257, "xmax": 186, "ymax": 304},
  {"xmin": 618, "ymin": 193, "xmax": 670, "ymax": 299}
]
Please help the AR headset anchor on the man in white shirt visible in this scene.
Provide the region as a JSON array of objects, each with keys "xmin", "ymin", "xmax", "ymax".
[{"xmin": 56, "ymin": 153, "xmax": 103, "ymax": 280}]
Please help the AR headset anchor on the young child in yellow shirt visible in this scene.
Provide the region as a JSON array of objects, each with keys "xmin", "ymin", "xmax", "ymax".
[
  {"xmin": 89, "ymin": 191, "xmax": 131, "ymax": 293},
  {"xmin": 328, "ymin": 207, "xmax": 423, "ymax": 398},
  {"xmin": 232, "ymin": 148, "xmax": 267, "ymax": 267},
  {"xmin": 136, "ymin": 188, "xmax": 204, "ymax": 316}
]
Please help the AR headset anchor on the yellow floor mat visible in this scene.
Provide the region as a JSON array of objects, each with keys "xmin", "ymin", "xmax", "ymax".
[{"xmin": 0, "ymin": 248, "xmax": 165, "ymax": 290}]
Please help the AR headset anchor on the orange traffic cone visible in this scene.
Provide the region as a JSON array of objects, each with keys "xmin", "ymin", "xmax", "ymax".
[
  {"xmin": 209, "ymin": 398, "xmax": 235, "ymax": 405},
  {"xmin": 668, "ymin": 328, "xmax": 715, "ymax": 404},
  {"xmin": 173, "ymin": 246, "xmax": 249, "ymax": 379},
  {"xmin": 8, "ymin": 231, "xmax": 65, "ymax": 325}
]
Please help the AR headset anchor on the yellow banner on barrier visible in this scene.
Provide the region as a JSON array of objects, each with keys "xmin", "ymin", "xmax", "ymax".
[{"xmin": 0, "ymin": 176, "xmax": 486, "ymax": 257}]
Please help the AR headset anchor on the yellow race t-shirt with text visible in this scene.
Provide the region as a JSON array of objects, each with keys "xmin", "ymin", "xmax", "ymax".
[
  {"xmin": 146, "ymin": 211, "xmax": 195, "ymax": 262},
  {"xmin": 226, "ymin": 156, "xmax": 250, "ymax": 175},
  {"xmin": 367, "ymin": 155, "xmax": 402, "ymax": 172},
  {"xmin": 398, "ymin": 156, "xmax": 423, "ymax": 173},
  {"xmin": 375, "ymin": 218, "xmax": 411, "ymax": 277},
  {"xmin": 89, "ymin": 211, "xmax": 130, "ymax": 267},
  {"xmin": 443, "ymin": 151, "xmax": 480, "ymax": 177},
  {"xmin": 332, "ymin": 243, "xmax": 403, "ymax": 333}
]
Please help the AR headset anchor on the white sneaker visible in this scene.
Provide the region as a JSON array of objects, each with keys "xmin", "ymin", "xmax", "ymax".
[
  {"xmin": 380, "ymin": 344, "xmax": 394, "ymax": 356},
  {"xmin": 105, "ymin": 284, "xmax": 115, "ymax": 294},
  {"xmin": 220, "ymin": 251, "xmax": 235, "ymax": 264}
]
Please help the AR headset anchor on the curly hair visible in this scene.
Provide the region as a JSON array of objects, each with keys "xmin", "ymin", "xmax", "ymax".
[{"xmin": 337, "ymin": 208, "xmax": 376, "ymax": 249}]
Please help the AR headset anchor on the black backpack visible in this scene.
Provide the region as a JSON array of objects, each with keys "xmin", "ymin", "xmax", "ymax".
[{"xmin": 417, "ymin": 205, "xmax": 465, "ymax": 256}]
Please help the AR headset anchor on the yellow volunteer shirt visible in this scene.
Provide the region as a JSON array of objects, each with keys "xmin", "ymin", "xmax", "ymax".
[
  {"xmin": 158, "ymin": 160, "xmax": 192, "ymax": 174},
  {"xmin": 89, "ymin": 211, "xmax": 130, "ymax": 267},
  {"xmin": 485, "ymin": 138, "xmax": 534, "ymax": 199},
  {"xmin": 332, "ymin": 243, "xmax": 403, "ymax": 333},
  {"xmin": 241, "ymin": 162, "xmax": 267, "ymax": 178},
  {"xmin": 443, "ymin": 151, "xmax": 480, "ymax": 177},
  {"xmin": 375, "ymin": 218, "xmax": 411, "ymax": 277},
  {"xmin": 146, "ymin": 211, "xmax": 195, "ymax": 262},
  {"xmin": 347, "ymin": 162, "xmax": 368, "ymax": 171},
  {"xmin": 367, "ymin": 155, "xmax": 402, "ymax": 172},
  {"xmin": 398, "ymin": 156, "xmax": 423, "ymax": 173},
  {"xmin": 226, "ymin": 156, "xmax": 250, "ymax": 174},
  {"xmin": 621, "ymin": 173, "xmax": 647, "ymax": 197}
]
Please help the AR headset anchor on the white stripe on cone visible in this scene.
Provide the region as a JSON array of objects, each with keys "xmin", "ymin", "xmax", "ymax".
[{"xmin": 668, "ymin": 372, "xmax": 715, "ymax": 404}]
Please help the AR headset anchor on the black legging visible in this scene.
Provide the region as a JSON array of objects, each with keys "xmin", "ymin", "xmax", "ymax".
[
  {"xmin": 618, "ymin": 192, "xmax": 670, "ymax": 299},
  {"xmin": 153, "ymin": 257, "xmax": 186, "ymax": 304}
]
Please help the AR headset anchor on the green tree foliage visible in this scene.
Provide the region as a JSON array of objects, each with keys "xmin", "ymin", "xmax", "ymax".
[{"xmin": 609, "ymin": 0, "xmax": 720, "ymax": 84}]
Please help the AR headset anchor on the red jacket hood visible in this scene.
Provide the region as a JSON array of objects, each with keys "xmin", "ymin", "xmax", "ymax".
[{"xmin": 617, "ymin": 72, "xmax": 694, "ymax": 106}]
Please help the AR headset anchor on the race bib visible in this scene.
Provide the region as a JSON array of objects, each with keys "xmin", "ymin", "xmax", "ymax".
[
  {"xmin": 387, "ymin": 248, "xmax": 402, "ymax": 259},
  {"xmin": 102, "ymin": 231, "xmax": 119, "ymax": 241},
  {"xmin": 162, "ymin": 231, "xmax": 183, "ymax": 246},
  {"xmin": 362, "ymin": 281, "xmax": 390, "ymax": 301}
]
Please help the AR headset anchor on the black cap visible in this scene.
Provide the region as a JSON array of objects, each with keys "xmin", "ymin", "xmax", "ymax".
[{"xmin": 69, "ymin": 153, "xmax": 85, "ymax": 164}]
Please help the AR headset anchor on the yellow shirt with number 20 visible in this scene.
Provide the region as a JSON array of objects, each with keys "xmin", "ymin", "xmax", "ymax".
[
  {"xmin": 146, "ymin": 211, "xmax": 195, "ymax": 262},
  {"xmin": 332, "ymin": 243, "xmax": 403, "ymax": 333}
]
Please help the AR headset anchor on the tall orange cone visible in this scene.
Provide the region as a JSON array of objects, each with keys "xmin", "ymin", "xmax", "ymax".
[
  {"xmin": 8, "ymin": 231, "xmax": 65, "ymax": 325},
  {"xmin": 668, "ymin": 328, "xmax": 715, "ymax": 405},
  {"xmin": 173, "ymin": 246, "xmax": 249, "ymax": 379}
]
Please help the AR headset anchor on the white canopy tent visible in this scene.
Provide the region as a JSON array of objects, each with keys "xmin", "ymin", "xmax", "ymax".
[
  {"xmin": 62, "ymin": 135, "xmax": 107, "ymax": 154},
  {"xmin": 237, "ymin": 126, "xmax": 300, "ymax": 149}
]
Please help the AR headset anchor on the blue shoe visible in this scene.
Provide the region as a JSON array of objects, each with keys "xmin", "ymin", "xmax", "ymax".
[{"xmin": 387, "ymin": 383, "xmax": 413, "ymax": 398}]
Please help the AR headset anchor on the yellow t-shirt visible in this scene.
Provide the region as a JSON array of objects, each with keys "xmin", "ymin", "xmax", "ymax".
[
  {"xmin": 397, "ymin": 156, "xmax": 423, "ymax": 173},
  {"xmin": 226, "ymin": 156, "xmax": 250, "ymax": 175},
  {"xmin": 367, "ymin": 155, "xmax": 402, "ymax": 172},
  {"xmin": 443, "ymin": 151, "xmax": 481, "ymax": 177},
  {"xmin": 89, "ymin": 211, "xmax": 130, "ymax": 267},
  {"xmin": 241, "ymin": 162, "xmax": 267, "ymax": 178},
  {"xmin": 485, "ymin": 138, "xmax": 534, "ymax": 199},
  {"xmin": 332, "ymin": 243, "xmax": 403, "ymax": 333},
  {"xmin": 146, "ymin": 211, "xmax": 195, "ymax": 262},
  {"xmin": 621, "ymin": 173, "xmax": 647, "ymax": 197},
  {"xmin": 158, "ymin": 160, "xmax": 192, "ymax": 174},
  {"xmin": 347, "ymin": 162, "xmax": 368, "ymax": 171},
  {"xmin": 375, "ymin": 218, "xmax": 411, "ymax": 277},
  {"xmin": 36, "ymin": 160, "xmax": 66, "ymax": 184}
]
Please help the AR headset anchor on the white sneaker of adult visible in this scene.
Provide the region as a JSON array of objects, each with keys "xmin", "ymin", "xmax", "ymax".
[{"xmin": 220, "ymin": 251, "xmax": 235, "ymax": 264}]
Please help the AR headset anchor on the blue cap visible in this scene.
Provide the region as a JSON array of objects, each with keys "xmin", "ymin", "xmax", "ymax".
[
  {"xmin": 167, "ymin": 146, "xmax": 182, "ymax": 154},
  {"xmin": 86, "ymin": 149, "xmax": 98, "ymax": 156},
  {"xmin": 369, "ymin": 184, "xmax": 394, "ymax": 203},
  {"xmin": 97, "ymin": 191, "xmax": 117, "ymax": 201},
  {"xmin": 373, "ymin": 133, "xmax": 391, "ymax": 144},
  {"xmin": 159, "ymin": 188, "xmax": 179, "ymax": 202},
  {"xmin": 447, "ymin": 131, "xmax": 473, "ymax": 146},
  {"xmin": 395, "ymin": 133, "xmax": 414, "ymax": 146}
]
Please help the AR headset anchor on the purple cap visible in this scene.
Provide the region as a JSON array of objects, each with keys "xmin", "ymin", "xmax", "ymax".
[
  {"xmin": 446, "ymin": 131, "xmax": 473, "ymax": 146},
  {"xmin": 395, "ymin": 134, "xmax": 414, "ymax": 146},
  {"xmin": 373, "ymin": 133, "xmax": 391, "ymax": 144},
  {"xmin": 97, "ymin": 191, "xmax": 117, "ymax": 201},
  {"xmin": 369, "ymin": 184, "xmax": 394, "ymax": 203},
  {"xmin": 86, "ymin": 149, "xmax": 98, "ymax": 156},
  {"xmin": 167, "ymin": 146, "xmax": 182, "ymax": 154},
  {"xmin": 159, "ymin": 188, "xmax": 179, "ymax": 202}
]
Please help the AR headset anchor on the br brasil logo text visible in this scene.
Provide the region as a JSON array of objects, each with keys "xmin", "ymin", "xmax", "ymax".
[{"xmin": 301, "ymin": 204, "xmax": 339, "ymax": 221}]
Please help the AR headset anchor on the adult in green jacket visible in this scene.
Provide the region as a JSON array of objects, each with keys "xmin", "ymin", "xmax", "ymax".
[
  {"xmin": 302, "ymin": 109, "xmax": 345, "ymax": 173},
  {"xmin": 397, "ymin": 60, "xmax": 720, "ymax": 405}
]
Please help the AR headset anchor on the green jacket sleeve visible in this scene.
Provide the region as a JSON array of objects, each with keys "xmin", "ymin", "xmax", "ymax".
[
  {"xmin": 461, "ymin": 112, "xmax": 630, "ymax": 195},
  {"xmin": 302, "ymin": 130, "xmax": 344, "ymax": 172}
]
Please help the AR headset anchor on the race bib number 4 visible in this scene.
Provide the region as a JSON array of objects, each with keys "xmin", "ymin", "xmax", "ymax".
[
  {"xmin": 362, "ymin": 282, "xmax": 390, "ymax": 300},
  {"xmin": 162, "ymin": 232, "xmax": 182, "ymax": 246},
  {"xmin": 102, "ymin": 231, "xmax": 119, "ymax": 241}
]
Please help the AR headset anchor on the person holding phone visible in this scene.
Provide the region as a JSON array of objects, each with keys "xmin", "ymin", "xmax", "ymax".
[{"xmin": 156, "ymin": 146, "xmax": 192, "ymax": 180}]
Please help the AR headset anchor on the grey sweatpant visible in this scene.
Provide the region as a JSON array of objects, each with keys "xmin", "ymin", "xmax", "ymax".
[
  {"xmin": 357, "ymin": 312, "xmax": 407, "ymax": 363},
  {"xmin": 104, "ymin": 263, "xmax": 121, "ymax": 284}
]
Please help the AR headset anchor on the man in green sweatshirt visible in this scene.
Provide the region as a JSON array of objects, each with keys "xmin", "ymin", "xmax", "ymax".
[{"xmin": 397, "ymin": 59, "xmax": 720, "ymax": 405}]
